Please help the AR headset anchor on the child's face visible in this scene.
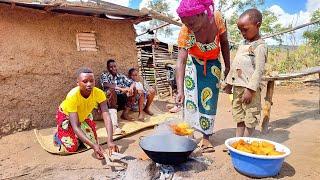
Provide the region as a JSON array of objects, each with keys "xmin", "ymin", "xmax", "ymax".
[
  {"xmin": 237, "ymin": 15, "xmax": 261, "ymax": 41},
  {"xmin": 77, "ymin": 73, "xmax": 95, "ymax": 96},
  {"xmin": 130, "ymin": 70, "xmax": 139, "ymax": 81}
]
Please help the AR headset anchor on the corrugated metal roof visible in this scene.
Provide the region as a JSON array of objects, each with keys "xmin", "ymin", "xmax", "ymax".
[{"xmin": 0, "ymin": 0, "xmax": 151, "ymax": 22}]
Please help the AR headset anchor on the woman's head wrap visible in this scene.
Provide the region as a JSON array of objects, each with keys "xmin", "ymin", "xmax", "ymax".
[{"xmin": 176, "ymin": 0, "xmax": 214, "ymax": 19}]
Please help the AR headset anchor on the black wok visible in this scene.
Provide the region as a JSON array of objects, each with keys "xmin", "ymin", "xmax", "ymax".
[{"xmin": 139, "ymin": 134, "xmax": 197, "ymax": 165}]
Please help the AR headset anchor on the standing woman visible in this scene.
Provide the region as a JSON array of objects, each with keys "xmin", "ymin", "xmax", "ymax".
[{"xmin": 176, "ymin": 0, "xmax": 230, "ymax": 152}]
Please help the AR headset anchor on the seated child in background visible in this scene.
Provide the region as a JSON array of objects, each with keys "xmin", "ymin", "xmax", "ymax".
[
  {"xmin": 54, "ymin": 67, "xmax": 118, "ymax": 159},
  {"xmin": 225, "ymin": 8, "xmax": 267, "ymax": 137},
  {"xmin": 128, "ymin": 68, "xmax": 155, "ymax": 120}
]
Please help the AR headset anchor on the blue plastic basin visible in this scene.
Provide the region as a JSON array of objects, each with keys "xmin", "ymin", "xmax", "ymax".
[{"xmin": 225, "ymin": 137, "xmax": 291, "ymax": 178}]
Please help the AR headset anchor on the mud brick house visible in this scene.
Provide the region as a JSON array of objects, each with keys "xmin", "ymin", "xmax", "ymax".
[{"xmin": 0, "ymin": 0, "xmax": 150, "ymax": 135}]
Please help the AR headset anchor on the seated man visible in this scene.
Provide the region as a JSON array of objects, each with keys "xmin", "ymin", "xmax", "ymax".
[
  {"xmin": 100, "ymin": 59, "xmax": 135, "ymax": 121},
  {"xmin": 54, "ymin": 67, "xmax": 118, "ymax": 159},
  {"xmin": 128, "ymin": 68, "xmax": 155, "ymax": 120}
]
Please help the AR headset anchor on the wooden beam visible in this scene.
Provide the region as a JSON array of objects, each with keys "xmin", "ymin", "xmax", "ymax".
[
  {"xmin": 262, "ymin": 66, "xmax": 320, "ymax": 81},
  {"xmin": 140, "ymin": 8, "xmax": 182, "ymax": 27},
  {"xmin": 231, "ymin": 19, "xmax": 320, "ymax": 44},
  {"xmin": 89, "ymin": 0, "xmax": 147, "ymax": 17},
  {"xmin": 151, "ymin": 44, "xmax": 158, "ymax": 94},
  {"xmin": 77, "ymin": 33, "xmax": 96, "ymax": 37},
  {"xmin": 261, "ymin": 81, "xmax": 275, "ymax": 134},
  {"xmin": 137, "ymin": 19, "xmax": 179, "ymax": 36},
  {"xmin": 76, "ymin": 33, "xmax": 80, "ymax": 51},
  {"xmin": 262, "ymin": 19, "xmax": 320, "ymax": 39},
  {"xmin": 79, "ymin": 47, "xmax": 98, "ymax": 51}
]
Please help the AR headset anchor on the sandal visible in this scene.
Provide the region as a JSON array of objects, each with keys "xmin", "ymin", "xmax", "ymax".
[
  {"xmin": 198, "ymin": 139, "xmax": 215, "ymax": 153},
  {"xmin": 223, "ymin": 148, "xmax": 230, "ymax": 155},
  {"xmin": 222, "ymin": 148, "xmax": 228, "ymax": 152}
]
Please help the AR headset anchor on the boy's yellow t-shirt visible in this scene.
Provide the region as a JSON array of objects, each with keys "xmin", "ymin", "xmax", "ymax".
[{"xmin": 60, "ymin": 87, "xmax": 106, "ymax": 122}]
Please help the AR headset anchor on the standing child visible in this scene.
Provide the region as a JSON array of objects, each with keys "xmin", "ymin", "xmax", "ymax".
[
  {"xmin": 128, "ymin": 68, "xmax": 155, "ymax": 120},
  {"xmin": 225, "ymin": 9, "xmax": 267, "ymax": 137},
  {"xmin": 54, "ymin": 67, "xmax": 119, "ymax": 159}
]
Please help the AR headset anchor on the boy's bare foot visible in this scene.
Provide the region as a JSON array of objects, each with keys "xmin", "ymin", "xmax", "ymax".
[
  {"xmin": 120, "ymin": 114, "xmax": 134, "ymax": 120},
  {"xmin": 143, "ymin": 108, "xmax": 154, "ymax": 116},
  {"xmin": 138, "ymin": 113, "xmax": 145, "ymax": 121}
]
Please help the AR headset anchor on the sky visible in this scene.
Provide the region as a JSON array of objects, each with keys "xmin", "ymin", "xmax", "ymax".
[
  {"xmin": 98, "ymin": 0, "xmax": 320, "ymax": 45},
  {"xmin": 264, "ymin": 0, "xmax": 307, "ymax": 14}
]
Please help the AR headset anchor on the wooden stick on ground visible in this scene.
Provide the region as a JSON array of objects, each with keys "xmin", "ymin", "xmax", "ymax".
[{"xmin": 261, "ymin": 81, "xmax": 275, "ymax": 134}]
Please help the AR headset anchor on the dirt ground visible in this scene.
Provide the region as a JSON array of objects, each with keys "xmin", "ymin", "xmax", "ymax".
[{"xmin": 0, "ymin": 85, "xmax": 319, "ymax": 180}]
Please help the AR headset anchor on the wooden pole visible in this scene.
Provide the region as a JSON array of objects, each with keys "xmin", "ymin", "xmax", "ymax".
[
  {"xmin": 140, "ymin": 8, "xmax": 182, "ymax": 27},
  {"xmin": 262, "ymin": 19, "xmax": 320, "ymax": 39},
  {"xmin": 231, "ymin": 19, "xmax": 320, "ymax": 44},
  {"xmin": 261, "ymin": 81, "xmax": 275, "ymax": 134},
  {"xmin": 152, "ymin": 42, "xmax": 158, "ymax": 95},
  {"xmin": 138, "ymin": 22, "xmax": 171, "ymax": 37},
  {"xmin": 262, "ymin": 66, "xmax": 320, "ymax": 81},
  {"xmin": 89, "ymin": 0, "xmax": 147, "ymax": 17}
]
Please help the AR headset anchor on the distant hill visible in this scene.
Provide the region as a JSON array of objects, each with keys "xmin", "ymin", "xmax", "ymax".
[
  {"xmin": 229, "ymin": 44, "xmax": 300, "ymax": 51},
  {"xmin": 268, "ymin": 45, "xmax": 299, "ymax": 51}
]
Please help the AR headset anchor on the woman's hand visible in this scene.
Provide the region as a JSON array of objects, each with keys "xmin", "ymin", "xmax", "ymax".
[
  {"xmin": 107, "ymin": 142, "xmax": 119, "ymax": 156},
  {"xmin": 175, "ymin": 92, "xmax": 185, "ymax": 105},
  {"xmin": 92, "ymin": 144, "xmax": 105, "ymax": 160}
]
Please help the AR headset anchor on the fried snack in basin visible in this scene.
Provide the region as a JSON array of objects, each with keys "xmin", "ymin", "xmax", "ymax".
[{"xmin": 231, "ymin": 139, "xmax": 285, "ymax": 156}]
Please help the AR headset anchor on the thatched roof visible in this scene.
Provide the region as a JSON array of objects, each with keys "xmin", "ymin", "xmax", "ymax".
[{"xmin": 0, "ymin": 0, "xmax": 151, "ymax": 23}]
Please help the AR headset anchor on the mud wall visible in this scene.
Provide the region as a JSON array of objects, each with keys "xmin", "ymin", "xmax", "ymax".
[{"xmin": 0, "ymin": 4, "xmax": 138, "ymax": 136}]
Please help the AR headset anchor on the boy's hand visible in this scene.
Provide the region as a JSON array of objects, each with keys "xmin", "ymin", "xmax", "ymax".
[
  {"xmin": 92, "ymin": 144, "xmax": 105, "ymax": 160},
  {"xmin": 107, "ymin": 142, "xmax": 119, "ymax": 156},
  {"xmin": 223, "ymin": 84, "xmax": 232, "ymax": 94},
  {"xmin": 242, "ymin": 88, "xmax": 254, "ymax": 104},
  {"xmin": 120, "ymin": 87, "xmax": 129, "ymax": 93},
  {"xmin": 128, "ymin": 86, "xmax": 134, "ymax": 96}
]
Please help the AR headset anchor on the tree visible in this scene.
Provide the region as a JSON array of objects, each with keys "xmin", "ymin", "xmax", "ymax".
[
  {"xmin": 260, "ymin": 10, "xmax": 285, "ymax": 44},
  {"xmin": 218, "ymin": 0, "xmax": 265, "ymax": 13},
  {"xmin": 218, "ymin": 0, "xmax": 284, "ymax": 43},
  {"xmin": 303, "ymin": 9, "xmax": 320, "ymax": 55},
  {"xmin": 140, "ymin": 0, "xmax": 174, "ymax": 38}
]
